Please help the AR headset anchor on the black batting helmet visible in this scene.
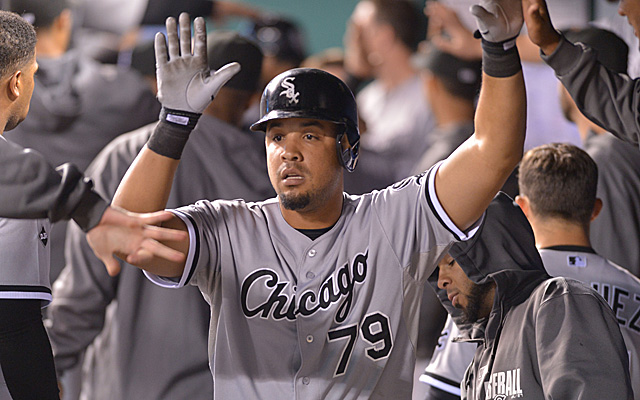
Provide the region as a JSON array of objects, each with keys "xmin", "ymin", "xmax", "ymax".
[{"xmin": 250, "ymin": 68, "xmax": 360, "ymax": 172}]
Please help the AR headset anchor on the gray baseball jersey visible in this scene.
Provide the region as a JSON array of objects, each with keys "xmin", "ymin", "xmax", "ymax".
[
  {"xmin": 146, "ymin": 164, "xmax": 478, "ymax": 399},
  {"xmin": 420, "ymin": 315, "xmax": 475, "ymax": 398},
  {"xmin": 0, "ymin": 216, "xmax": 51, "ymax": 305}
]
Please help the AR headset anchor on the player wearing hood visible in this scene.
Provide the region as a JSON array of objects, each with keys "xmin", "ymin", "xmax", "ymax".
[{"xmin": 428, "ymin": 193, "xmax": 633, "ymax": 400}]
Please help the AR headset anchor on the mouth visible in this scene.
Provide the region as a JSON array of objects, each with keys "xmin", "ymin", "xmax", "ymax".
[
  {"xmin": 280, "ymin": 167, "xmax": 305, "ymax": 186},
  {"xmin": 448, "ymin": 292, "xmax": 459, "ymax": 307}
]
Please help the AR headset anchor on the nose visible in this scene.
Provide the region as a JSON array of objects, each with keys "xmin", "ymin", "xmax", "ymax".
[
  {"xmin": 281, "ymin": 136, "xmax": 302, "ymax": 162},
  {"xmin": 437, "ymin": 269, "xmax": 450, "ymax": 290}
]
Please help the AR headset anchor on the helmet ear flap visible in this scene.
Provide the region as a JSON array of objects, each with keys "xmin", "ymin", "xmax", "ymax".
[{"xmin": 336, "ymin": 131, "xmax": 359, "ymax": 172}]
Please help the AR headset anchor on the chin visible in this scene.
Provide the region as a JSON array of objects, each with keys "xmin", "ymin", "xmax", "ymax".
[{"xmin": 279, "ymin": 192, "xmax": 311, "ymax": 211}]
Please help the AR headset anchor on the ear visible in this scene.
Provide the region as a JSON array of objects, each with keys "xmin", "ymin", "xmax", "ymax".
[
  {"xmin": 7, "ymin": 70, "xmax": 22, "ymax": 101},
  {"xmin": 591, "ymin": 198, "xmax": 603, "ymax": 221},
  {"xmin": 514, "ymin": 195, "xmax": 531, "ymax": 219}
]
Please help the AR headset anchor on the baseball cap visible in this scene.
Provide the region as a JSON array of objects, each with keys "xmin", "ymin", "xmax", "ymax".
[
  {"xmin": 561, "ymin": 26, "xmax": 628, "ymax": 74},
  {"xmin": 2, "ymin": 0, "xmax": 71, "ymax": 28},
  {"xmin": 207, "ymin": 30, "xmax": 263, "ymax": 92},
  {"xmin": 413, "ymin": 46, "xmax": 482, "ymax": 101},
  {"xmin": 241, "ymin": 16, "xmax": 306, "ymax": 65}
]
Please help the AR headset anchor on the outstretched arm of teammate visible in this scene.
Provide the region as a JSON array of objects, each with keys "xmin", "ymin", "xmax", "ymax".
[
  {"xmin": 434, "ymin": 0, "xmax": 526, "ymax": 231},
  {"xmin": 112, "ymin": 13, "xmax": 239, "ymax": 277},
  {"xmin": 522, "ymin": 0, "xmax": 640, "ymax": 147}
]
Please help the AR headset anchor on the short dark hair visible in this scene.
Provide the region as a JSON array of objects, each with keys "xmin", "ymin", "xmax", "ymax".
[
  {"xmin": 0, "ymin": 10, "xmax": 36, "ymax": 79},
  {"xmin": 518, "ymin": 143, "xmax": 598, "ymax": 226},
  {"xmin": 371, "ymin": 0, "xmax": 427, "ymax": 52}
]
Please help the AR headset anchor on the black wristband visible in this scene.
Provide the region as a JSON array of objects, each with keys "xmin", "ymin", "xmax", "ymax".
[
  {"xmin": 147, "ymin": 119, "xmax": 193, "ymax": 159},
  {"xmin": 160, "ymin": 107, "xmax": 201, "ymax": 130},
  {"xmin": 475, "ymin": 32, "xmax": 522, "ymax": 78}
]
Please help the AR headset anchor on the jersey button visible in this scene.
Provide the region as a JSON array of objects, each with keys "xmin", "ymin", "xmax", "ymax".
[
  {"xmin": 306, "ymin": 271, "xmax": 315, "ymax": 280},
  {"xmin": 302, "ymin": 377, "xmax": 310, "ymax": 385},
  {"xmin": 306, "ymin": 335, "xmax": 314, "ymax": 343},
  {"xmin": 308, "ymin": 249, "xmax": 317, "ymax": 257}
]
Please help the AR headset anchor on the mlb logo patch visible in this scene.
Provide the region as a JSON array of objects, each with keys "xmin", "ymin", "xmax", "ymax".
[{"xmin": 567, "ymin": 255, "xmax": 586, "ymax": 267}]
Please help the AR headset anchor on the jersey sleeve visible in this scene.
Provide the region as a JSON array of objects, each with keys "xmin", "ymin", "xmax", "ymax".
[
  {"xmin": 0, "ymin": 137, "xmax": 107, "ymax": 230},
  {"xmin": 535, "ymin": 281, "xmax": 633, "ymax": 399},
  {"xmin": 143, "ymin": 207, "xmax": 208, "ymax": 289},
  {"xmin": 543, "ymin": 36, "xmax": 640, "ymax": 147}
]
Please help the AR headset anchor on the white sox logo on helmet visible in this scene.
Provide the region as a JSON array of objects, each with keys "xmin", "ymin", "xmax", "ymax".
[
  {"xmin": 241, "ymin": 252, "xmax": 368, "ymax": 323},
  {"xmin": 279, "ymin": 77, "xmax": 300, "ymax": 104}
]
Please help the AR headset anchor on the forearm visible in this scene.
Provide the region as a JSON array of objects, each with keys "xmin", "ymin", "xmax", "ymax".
[
  {"xmin": 544, "ymin": 37, "xmax": 640, "ymax": 146},
  {"xmin": 436, "ymin": 59, "xmax": 526, "ymax": 231},
  {"xmin": 112, "ymin": 122, "xmax": 182, "ymax": 213}
]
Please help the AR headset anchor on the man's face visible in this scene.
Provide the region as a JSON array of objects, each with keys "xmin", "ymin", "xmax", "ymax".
[
  {"xmin": 619, "ymin": 0, "xmax": 640, "ymax": 39},
  {"xmin": 5, "ymin": 55, "xmax": 37, "ymax": 132},
  {"xmin": 437, "ymin": 254, "xmax": 495, "ymax": 323},
  {"xmin": 265, "ymin": 117, "xmax": 343, "ymax": 211}
]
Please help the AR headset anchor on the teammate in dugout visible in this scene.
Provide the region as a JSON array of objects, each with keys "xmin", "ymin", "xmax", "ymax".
[
  {"xmin": 109, "ymin": 0, "xmax": 526, "ymax": 397},
  {"xmin": 428, "ymin": 193, "xmax": 633, "ymax": 400},
  {"xmin": 0, "ymin": 10, "xmax": 186, "ymax": 399}
]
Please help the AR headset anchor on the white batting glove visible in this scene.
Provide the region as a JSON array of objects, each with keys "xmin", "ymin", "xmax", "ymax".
[
  {"xmin": 470, "ymin": 0, "xmax": 523, "ymax": 44},
  {"xmin": 154, "ymin": 13, "xmax": 241, "ymax": 114}
]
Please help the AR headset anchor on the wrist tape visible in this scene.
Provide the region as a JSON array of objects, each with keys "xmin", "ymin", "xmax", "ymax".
[
  {"xmin": 147, "ymin": 117, "xmax": 195, "ymax": 160},
  {"xmin": 474, "ymin": 31, "xmax": 521, "ymax": 78}
]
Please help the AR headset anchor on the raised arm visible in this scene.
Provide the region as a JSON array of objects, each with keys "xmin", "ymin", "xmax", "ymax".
[
  {"xmin": 112, "ymin": 13, "xmax": 239, "ymax": 277},
  {"xmin": 435, "ymin": 0, "xmax": 526, "ymax": 231},
  {"xmin": 522, "ymin": 0, "xmax": 640, "ymax": 147}
]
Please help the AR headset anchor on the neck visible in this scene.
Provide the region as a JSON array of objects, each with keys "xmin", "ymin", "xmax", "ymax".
[{"xmin": 529, "ymin": 216, "xmax": 591, "ymax": 249}]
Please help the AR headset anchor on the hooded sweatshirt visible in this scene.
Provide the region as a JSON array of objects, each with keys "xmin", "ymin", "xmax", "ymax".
[{"xmin": 429, "ymin": 193, "xmax": 633, "ymax": 400}]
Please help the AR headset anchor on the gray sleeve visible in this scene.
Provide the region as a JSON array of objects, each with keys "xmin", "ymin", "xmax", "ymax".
[
  {"xmin": 45, "ymin": 221, "xmax": 119, "ymax": 374},
  {"xmin": 543, "ymin": 36, "xmax": 640, "ymax": 147},
  {"xmin": 0, "ymin": 138, "xmax": 107, "ymax": 230},
  {"xmin": 536, "ymin": 290, "xmax": 633, "ymax": 398}
]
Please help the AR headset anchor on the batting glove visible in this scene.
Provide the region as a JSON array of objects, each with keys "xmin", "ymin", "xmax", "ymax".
[{"xmin": 154, "ymin": 13, "xmax": 240, "ymax": 115}]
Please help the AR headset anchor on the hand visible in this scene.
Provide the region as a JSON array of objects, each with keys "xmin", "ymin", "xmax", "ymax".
[
  {"xmin": 86, "ymin": 206, "xmax": 188, "ymax": 276},
  {"xmin": 343, "ymin": 12, "xmax": 373, "ymax": 79},
  {"xmin": 425, "ymin": 2, "xmax": 482, "ymax": 61},
  {"xmin": 470, "ymin": 0, "xmax": 524, "ymax": 43},
  {"xmin": 522, "ymin": 0, "xmax": 561, "ymax": 55},
  {"xmin": 155, "ymin": 13, "xmax": 241, "ymax": 113}
]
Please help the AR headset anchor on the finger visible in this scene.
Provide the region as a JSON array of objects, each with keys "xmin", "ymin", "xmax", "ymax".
[
  {"xmin": 179, "ymin": 12, "xmax": 192, "ymax": 56},
  {"xmin": 141, "ymin": 238, "xmax": 187, "ymax": 263},
  {"xmin": 193, "ymin": 17, "xmax": 207, "ymax": 60},
  {"xmin": 137, "ymin": 210, "xmax": 177, "ymax": 225},
  {"xmin": 154, "ymin": 32, "xmax": 168, "ymax": 66},
  {"xmin": 141, "ymin": 224, "xmax": 188, "ymax": 242},
  {"xmin": 165, "ymin": 16, "xmax": 180, "ymax": 59}
]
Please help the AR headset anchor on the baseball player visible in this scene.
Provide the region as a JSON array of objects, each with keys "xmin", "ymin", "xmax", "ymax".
[
  {"xmin": 0, "ymin": 10, "xmax": 185, "ymax": 399},
  {"xmin": 111, "ymin": 2, "xmax": 526, "ymax": 397}
]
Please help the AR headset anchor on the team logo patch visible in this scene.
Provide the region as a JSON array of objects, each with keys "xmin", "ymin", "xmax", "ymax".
[
  {"xmin": 567, "ymin": 255, "xmax": 587, "ymax": 267},
  {"xmin": 39, "ymin": 226, "xmax": 48, "ymax": 247},
  {"xmin": 280, "ymin": 77, "xmax": 300, "ymax": 104}
]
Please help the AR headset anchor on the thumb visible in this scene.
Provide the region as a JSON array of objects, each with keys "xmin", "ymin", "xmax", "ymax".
[
  {"xmin": 470, "ymin": 4, "xmax": 495, "ymax": 29},
  {"xmin": 206, "ymin": 62, "xmax": 242, "ymax": 97},
  {"xmin": 101, "ymin": 255, "xmax": 122, "ymax": 277}
]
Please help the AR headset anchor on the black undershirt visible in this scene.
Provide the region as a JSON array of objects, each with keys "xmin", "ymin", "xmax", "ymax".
[{"xmin": 297, "ymin": 226, "xmax": 332, "ymax": 240}]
